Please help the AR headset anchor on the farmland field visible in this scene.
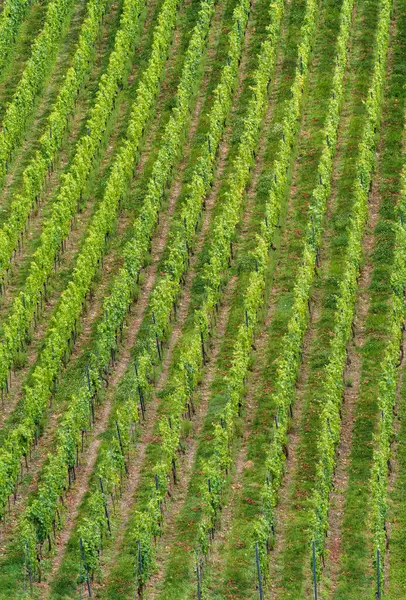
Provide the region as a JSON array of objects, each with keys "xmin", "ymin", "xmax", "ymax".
[{"xmin": 0, "ymin": 0, "xmax": 404, "ymax": 597}]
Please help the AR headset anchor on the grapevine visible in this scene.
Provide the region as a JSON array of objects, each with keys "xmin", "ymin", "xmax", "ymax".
[
  {"xmin": 196, "ymin": 0, "xmax": 320, "ymax": 572},
  {"xmin": 369, "ymin": 140, "xmax": 406, "ymax": 587},
  {"xmin": 0, "ymin": 0, "xmax": 147, "ymax": 395},
  {"xmin": 308, "ymin": 0, "xmax": 391, "ymax": 573},
  {"xmin": 0, "ymin": 0, "xmax": 76, "ymax": 181},
  {"xmin": 0, "ymin": 0, "xmax": 177, "ymax": 522},
  {"xmin": 0, "ymin": 0, "xmax": 33, "ymax": 78},
  {"xmin": 251, "ymin": 0, "xmax": 357, "ymax": 577},
  {"xmin": 20, "ymin": 0, "xmax": 220, "ymax": 578},
  {"xmin": 121, "ymin": 0, "xmax": 286, "ymax": 589},
  {"xmin": 0, "ymin": 0, "xmax": 111, "ymax": 292}
]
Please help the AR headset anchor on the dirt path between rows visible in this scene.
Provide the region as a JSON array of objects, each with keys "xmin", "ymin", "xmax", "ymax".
[
  {"xmin": 325, "ymin": 9, "xmax": 398, "ymax": 596},
  {"xmin": 43, "ymin": 2, "xmax": 224, "ymax": 593}
]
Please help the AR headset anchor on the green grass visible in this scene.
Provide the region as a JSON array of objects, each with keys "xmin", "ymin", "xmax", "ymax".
[
  {"xmin": 333, "ymin": 0, "xmax": 406, "ymax": 597},
  {"xmin": 104, "ymin": 0, "xmax": 320, "ymax": 596},
  {"xmin": 90, "ymin": 0, "xmax": 304, "ymax": 595},
  {"xmin": 0, "ymin": 0, "xmax": 404, "ymax": 596},
  {"xmin": 197, "ymin": 0, "xmax": 348, "ymax": 596},
  {"xmin": 254, "ymin": 0, "xmax": 383, "ymax": 596}
]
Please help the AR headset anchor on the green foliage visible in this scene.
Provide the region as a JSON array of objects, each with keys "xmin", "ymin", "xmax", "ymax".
[
  {"xmin": 369, "ymin": 148, "xmax": 406, "ymax": 586},
  {"xmin": 250, "ymin": 0, "xmax": 357, "ymax": 576},
  {"xmin": 0, "ymin": 0, "xmax": 111, "ymax": 286},
  {"xmin": 17, "ymin": 0, "xmax": 213, "ymax": 580},
  {"xmin": 307, "ymin": 0, "xmax": 392, "ymax": 575},
  {"xmin": 106, "ymin": 0, "xmax": 286, "ymax": 589},
  {"xmin": 0, "ymin": 0, "xmax": 76, "ymax": 182},
  {"xmin": 0, "ymin": 0, "xmax": 150, "ymax": 528},
  {"xmin": 0, "ymin": 0, "xmax": 33, "ymax": 78},
  {"xmin": 0, "ymin": 0, "xmax": 145, "ymax": 399}
]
